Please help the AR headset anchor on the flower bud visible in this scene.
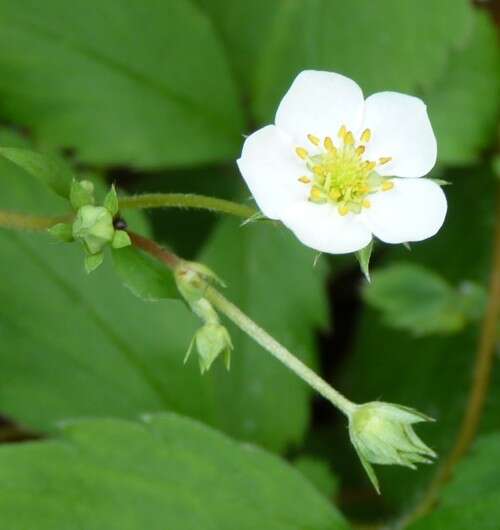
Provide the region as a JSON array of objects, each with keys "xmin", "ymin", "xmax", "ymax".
[
  {"xmin": 174, "ymin": 260, "xmax": 225, "ymax": 304},
  {"xmin": 186, "ymin": 322, "xmax": 233, "ymax": 374},
  {"xmin": 72, "ymin": 205, "xmax": 115, "ymax": 255},
  {"xmin": 348, "ymin": 401, "xmax": 436, "ymax": 493}
]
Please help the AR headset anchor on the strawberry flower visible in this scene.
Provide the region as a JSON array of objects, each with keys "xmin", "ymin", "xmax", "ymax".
[{"xmin": 237, "ymin": 70, "xmax": 447, "ymax": 254}]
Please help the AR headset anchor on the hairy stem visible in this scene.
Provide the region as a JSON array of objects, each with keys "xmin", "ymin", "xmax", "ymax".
[
  {"xmin": 403, "ymin": 190, "xmax": 500, "ymax": 525},
  {"xmin": 119, "ymin": 193, "xmax": 257, "ymax": 219},
  {"xmin": 205, "ymin": 286, "xmax": 356, "ymax": 416},
  {"xmin": 129, "ymin": 231, "xmax": 356, "ymax": 417},
  {"xmin": 0, "ymin": 209, "xmax": 68, "ymax": 231}
]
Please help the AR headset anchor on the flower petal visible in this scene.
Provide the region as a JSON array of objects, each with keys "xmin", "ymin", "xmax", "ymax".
[
  {"xmin": 362, "ymin": 92, "xmax": 437, "ymax": 178},
  {"xmin": 237, "ymin": 125, "xmax": 307, "ymax": 219},
  {"xmin": 282, "ymin": 201, "xmax": 372, "ymax": 254},
  {"xmin": 364, "ymin": 179, "xmax": 447, "ymax": 244},
  {"xmin": 275, "ymin": 70, "xmax": 365, "ymax": 144}
]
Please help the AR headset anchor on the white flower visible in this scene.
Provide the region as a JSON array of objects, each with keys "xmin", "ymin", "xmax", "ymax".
[{"xmin": 237, "ymin": 70, "xmax": 447, "ymax": 254}]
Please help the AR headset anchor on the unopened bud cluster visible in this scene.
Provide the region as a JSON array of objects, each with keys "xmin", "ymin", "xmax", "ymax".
[
  {"xmin": 175, "ymin": 262, "xmax": 232, "ymax": 374},
  {"xmin": 49, "ymin": 180, "xmax": 131, "ymax": 273}
]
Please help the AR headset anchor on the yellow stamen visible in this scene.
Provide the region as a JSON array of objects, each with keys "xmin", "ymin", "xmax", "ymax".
[
  {"xmin": 324, "ymin": 136, "xmax": 335, "ymax": 152},
  {"xmin": 382, "ymin": 180, "xmax": 394, "ymax": 191},
  {"xmin": 355, "ymin": 145, "xmax": 365, "ymax": 157},
  {"xmin": 362, "ymin": 199, "xmax": 371, "ymax": 209},
  {"xmin": 360, "ymin": 128, "xmax": 371, "ymax": 143},
  {"xmin": 310, "ymin": 187, "xmax": 324, "ymax": 201},
  {"xmin": 338, "ymin": 125, "xmax": 347, "ymax": 139},
  {"xmin": 312, "ymin": 165, "xmax": 325, "ymax": 177},
  {"xmin": 307, "ymin": 134, "xmax": 320, "ymax": 146},
  {"xmin": 338, "ymin": 204, "xmax": 349, "ymax": 216},
  {"xmin": 364, "ymin": 161, "xmax": 376, "ymax": 171},
  {"xmin": 298, "ymin": 176, "xmax": 311, "ymax": 184},
  {"xmin": 379, "ymin": 156, "xmax": 392, "ymax": 165},
  {"xmin": 329, "ymin": 189, "xmax": 341, "ymax": 201},
  {"xmin": 295, "ymin": 147, "xmax": 308, "ymax": 160},
  {"xmin": 344, "ymin": 131, "xmax": 354, "ymax": 145}
]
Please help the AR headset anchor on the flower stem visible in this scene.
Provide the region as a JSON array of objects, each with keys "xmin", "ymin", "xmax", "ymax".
[
  {"xmin": 204, "ymin": 286, "xmax": 356, "ymax": 416},
  {"xmin": 129, "ymin": 230, "xmax": 356, "ymax": 417},
  {"xmin": 403, "ymin": 189, "xmax": 500, "ymax": 525},
  {"xmin": 0, "ymin": 209, "xmax": 68, "ymax": 231},
  {"xmin": 119, "ymin": 193, "xmax": 257, "ymax": 219}
]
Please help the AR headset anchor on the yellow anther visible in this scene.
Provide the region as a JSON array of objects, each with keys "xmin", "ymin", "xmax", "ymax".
[
  {"xmin": 358, "ymin": 184, "xmax": 369, "ymax": 194},
  {"xmin": 329, "ymin": 189, "xmax": 341, "ymax": 201},
  {"xmin": 338, "ymin": 204, "xmax": 349, "ymax": 216},
  {"xmin": 307, "ymin": 134, "xmax": 320, "ymax": 146},
  {"xmin": 295, "ymin": 147, "xmax": 309, "ymax": 160},
  {"xmin": 312, "ymin": 165, "xmax": 325, "ymax": 176},
  {"xmin": 364, "ymin": 161, "xmax": 376, "ymax": 171},
  {"xmin": 310, "ymin": 187, "xmax": 325, "ymax": 202},
  {"xmin": 379, "ymin": 156, "xmax": 392, "ymax": 165},
  {"xmin": 382, "ymin": 180, "xmax": 394, "ymax": 191},
  {"xmin": 298, "ymin": 176, "xmax": 311, "ymax": 184},
  {"xmin": 344, "ymin": 131, "xmax": 355, "ymax": 145},
  {"xmin": 355, "ymin": 145, "xmax": 365, "ymax": 157},
  {"xmin": 324, "ymin": 136, "xmax": 335, "ymax": 152},
  {"xmin": 360, "ymin": 128, "xmax": 371, "ymax": 143},
  {"xmin": 362, "ymin": 199, "xmax": 371, "ymax": 209},
  {"xmin": 338, "ymin": 125, "xmax": 347, "ymax": 139}
]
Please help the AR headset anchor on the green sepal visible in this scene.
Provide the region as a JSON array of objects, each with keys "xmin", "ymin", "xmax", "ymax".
[
  {"xmin": 104, "ymin": 184, "xmax": 119, "ymax": 216},
  {"xmin": 48, "ymin": 222, "xmax": 74, "ymax": 243},
  {"xmin": 84, "ymin": 252, "xmax": 104, "ymax": 274},
  {"xmin": 111, "ymin": 230, "xmax": 131, "ymax": 249},
  {"xmin": 356, "ymin": 240, "xmax": 374, "ymax": 282},
  {"xmin": 70, "ymin": 179, "xmax": 95, "ymax": 210}
]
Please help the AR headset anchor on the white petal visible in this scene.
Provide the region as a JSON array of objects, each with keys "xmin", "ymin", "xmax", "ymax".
[
  {"xmin": 282, "ymin": 201, "xmax": 372, "ymax": 254},
  {"xmin": 275, "ymin": 70, "xmax": 365, "ymax": 144},
  {"xmin": 237, "ymin": 125, "xmax": 308, "ymax": 219},
  {"xmin": 362, "ymin": 92, "xmax": 437, "ymax": 178},
  {"xmin": 364, "ymin": 179, "xmax": 447, "ymax": 244}
]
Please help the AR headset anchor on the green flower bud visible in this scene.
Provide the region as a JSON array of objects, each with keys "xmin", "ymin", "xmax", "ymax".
[
  {"xmin": 70, "ymin": 179, "xmax": 95, "ymax": 210},
  {"xmin": 48, "ymin": 222, "xmax": 74, "ymax": 242},
  {"xmin": 348, "ymin": 401, "xmax": 436, "ymax": 493},
  {"xmin": 174, "ymin": 260, "xmax": 225, "ymax": 304},
  {"xmin": 186, "ymin": 322, "xmax": 233, "ymax": 374},
  {"xmin": 72, "ymin": 205, "xmax": 114, "ymax": 255}
]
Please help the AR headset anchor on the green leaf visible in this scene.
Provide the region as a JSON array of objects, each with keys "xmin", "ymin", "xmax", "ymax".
[
  {"xmin": 426, "ymin": 11, "xmax": 500, "ymax": 165},
  {"xmin": 0, "ymin": 155, "xmax": 323, "ymax": 452},
  {"xmin": 363, "ymin": 263, "xmax": 485, "ymax": 336},
  {"xmin": 112, "ymin": 246, "xmax": 178, "ymax": 301},
  {"xmin": 252, "ymin": 0, "xmax": 470, "ymax": 123},
  {"xmin": 0, "ymin": 414, "xmax": 350, "ymax": 530},
  {"xmin": 337, "ymin": 167, "xmax": 500, "ymax": 509},
  {"xmin": 0, "ymin": 147, "xmax": 74, "ymax": 198},
  {"xmin": 407, "ymin": 433, "xmax": 500, "ymax": 529},
  {"xmin": 356, "ymin": 241, "xmax": 374, "ymax": 283},
  {"xmin": 294, "ymin": 456, "xmax": 339, "ymax": 499},
  {"xmin": 0, "ymin": 0, "xmax": 244, "ymax": 169},
  {"xmin": 199, "ymin": 218, "xmax": 328, "ymax": 451}
]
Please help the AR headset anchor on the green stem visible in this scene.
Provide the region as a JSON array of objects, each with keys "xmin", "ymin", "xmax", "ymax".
[
  {"xmin": 204, "ymin": 286, "xmax": 356, "ymax": 416},
  {"xmin": 0, "ymin": 209, "xmax": 68, "ymax": 231},
  {"xmin": 402, "ymin": 188, "xmax": 500, "ymax": 526},
  {"xmin": 129, "ymin": 231, "xmax": 356, "ymax": 417},
  {"xmin": 119, "ymin": 193, "xmax": 257, "ymax": 219}
]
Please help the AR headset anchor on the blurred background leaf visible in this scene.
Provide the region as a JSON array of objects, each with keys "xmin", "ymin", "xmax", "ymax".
[
  {"xmin": 0, "ymin": 414, "xmax": 351, "ymax": 530},
  {"xmin": 0, "ymin": 0, "xmax": 243, "ymax": 168},
  {"xmin": 408, "ymin": 432, "xmax": 500, "ymax": 529},
  {"xmin": 363, "ymin": 262, "xmax": 487, "ymax": 336}
]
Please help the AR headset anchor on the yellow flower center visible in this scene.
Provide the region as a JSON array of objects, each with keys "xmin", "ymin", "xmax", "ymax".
[{"xmin": 295, "ymin": 125, "xmax": 394, "ymax": 216}]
